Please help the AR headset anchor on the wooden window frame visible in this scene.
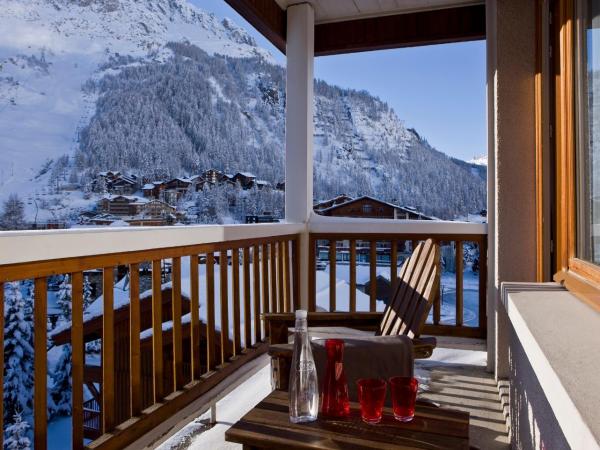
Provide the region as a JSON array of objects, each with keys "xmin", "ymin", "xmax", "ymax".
[{"xmin": 551, "ymin": 0, "xmax": 600, "ymax": 309}]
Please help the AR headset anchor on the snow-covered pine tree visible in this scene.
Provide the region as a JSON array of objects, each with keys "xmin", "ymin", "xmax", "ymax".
[
  {"xmin": 83, "ymin": 276, "xmax": 93, "ymax": 311},
  {"xmin": 3, "ymin": 412, "xmax": 32, "ymax": 450},
  {"xmin": 0, "ymin": 194, "xmax": 26, "ymax": 231},
  {"xmin": 57, "ymin": 274, "xmax": 72, "ymax": 322},
  {"xmin": 49, "ymin": 345, "xmax": 72, "ymax": 417},
  {"xmin": 3, "ymin": 282, "xmax": 34, "ymax": 424}
]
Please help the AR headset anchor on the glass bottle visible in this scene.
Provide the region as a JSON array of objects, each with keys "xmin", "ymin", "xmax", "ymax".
[
  {"xmin": 321, "ymin": 339, "xmax": 350, "ymax": 418},
  {"xmin": 289, "ymin": 310, "xmax": 319, "ymax": 423}
]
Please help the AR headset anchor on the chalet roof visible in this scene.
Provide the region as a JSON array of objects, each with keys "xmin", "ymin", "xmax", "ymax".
[
  {"xmin": 255, "ymin": 180, "xmax": 271, "ymax": 185},
  {"xmin": 234, "ymin": 172, "xmax": 256, "ymax": 179},
  {"xmin": 318, "ymin": 195, "xmax": 434, "ymax": 219},
  {"xmin": 102, "ymin": 194, "xmax": 149, "ymax": 204},
  {"xmin": 142, "ymin": 183, "xmax": 155, "ymax": 190}
]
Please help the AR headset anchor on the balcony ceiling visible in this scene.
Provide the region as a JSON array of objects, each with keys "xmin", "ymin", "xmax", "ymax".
[
  {"xmin": 224, "ymin": 0, "xmax": 485, "ymax": 55},
  {"xmin": 273, "ymin": 0, "xmax": 484, "ymax": 24}
]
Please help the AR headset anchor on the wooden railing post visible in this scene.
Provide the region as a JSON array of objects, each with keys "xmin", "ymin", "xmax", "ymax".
[
  {"xmin": 0, "ymin": 284, "xmax": 3, "ymax": 450},
  {"xmin": 34, "ymin": 277, "xmax": 47, "ymax": 450},
  {"xmin": 350, "ymin": 239, "xmax": 356, "ymax": 312},
  {"xmin": 206, "ymin": 253, "xmax": 216, "ymax": 371},
  {"xmin": 71, "ymin": 272, "xmax": 84, "ymax": 450},
  {"xmin": 252, "ymin": 245, "xmax": 262, "ymax": 341},
  {"xmin": 242, "ymin": 247, "xmax": 252, "ymax": 347},
  {"xmin": 329, "ymin": 240, "xmax": 337, "ymax": 312},
  {"xmin": 219, "ymin": 250, "xmax": 231, "ymax": 365},
  {"xmin": 172, "ymin": 257, "xmax": 183, "ymax": 391},
  {"xmin": 456, "ymin": 241, "xmax": 464, "ymax": 327},
  {"xmin": 102, "ymin": 267, "xmax": 115, "ymax": 433},
  {"xmin": 190, "ymin": 255, "xmax": 200, "ymax": 380},
  {"xmin": 128, "ymin": 264, "xmax": 141, "ymax": 416},
  {"xmin": 151, "ymin": 261, "xmax": 164, "ymax": 401},
  {"xmin": 232, "ymin": 248, "xmax": 241, "ymax": 356},
  {"xmin": 370, "ymin": 240, "xmax": 377, "ymax": 311}
]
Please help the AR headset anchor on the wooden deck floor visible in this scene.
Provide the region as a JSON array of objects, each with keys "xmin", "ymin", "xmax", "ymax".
[
  {"xmin": 416, "ymin": 338, "xmax": 509, "ymax": 450},
  {"xmin": 157, "ymin": 338, "xmax": 509, "ymax": 450}
]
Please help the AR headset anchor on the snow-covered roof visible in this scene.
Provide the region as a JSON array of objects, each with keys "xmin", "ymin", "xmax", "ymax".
[
  {"xmin": 234, "ymin": 172, "xmax": 256, "ymax": 178},
  {"xmin": 142, "ymin": 183, "xmax": 155, "ymax": 189},
  {"xmin": 255, "ymin": 180, "xmax": 270, "ymax": 185}
]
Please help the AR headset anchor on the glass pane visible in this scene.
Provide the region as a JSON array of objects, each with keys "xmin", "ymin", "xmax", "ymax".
[{"xmin": 577, "ymin": 0, "xmax": 600, "ymax": 263}]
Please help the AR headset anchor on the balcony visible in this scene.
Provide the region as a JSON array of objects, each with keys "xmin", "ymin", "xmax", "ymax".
[
  {"xmin": 0, "ymin": 217, "xmax": 504, "ymax": 449},
  {"xmin": 1, "ymin": 0, "xmax": 598, "ymax": 449}
]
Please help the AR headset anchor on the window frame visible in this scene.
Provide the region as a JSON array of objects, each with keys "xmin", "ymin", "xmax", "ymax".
[{"xmin": 552, "ymin": 0, "xmax": 600, "ymax": 309}]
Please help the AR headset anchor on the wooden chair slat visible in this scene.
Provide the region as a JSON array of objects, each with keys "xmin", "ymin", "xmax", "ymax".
[
  {"xmin": 400, "ymin": 245, "xmax": 440, "ymax": 336},
  {"xmin": 391, "ymin": 241, "xmax": 437, "ymax": 336},
  {"xmin": 379, "ymin": 241, "xmax": 426, "ymax": 335},
  {"xmin": 378, "ymin": 239, "xmax": 441, "ymax": 339}
]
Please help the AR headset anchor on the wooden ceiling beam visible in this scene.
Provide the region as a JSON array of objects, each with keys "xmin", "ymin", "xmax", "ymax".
[
  {"xmin": 314, "ymin": 4, "xmax": 486, "ymax": 56},
  {"xmin": 224, "ymin": 0, "xmax": 287, "ymax": 54}
]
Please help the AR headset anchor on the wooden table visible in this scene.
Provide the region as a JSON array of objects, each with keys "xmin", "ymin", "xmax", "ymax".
[{"xmin": 225, "ymin": 390, "xmax": 470, "ymax": 450}]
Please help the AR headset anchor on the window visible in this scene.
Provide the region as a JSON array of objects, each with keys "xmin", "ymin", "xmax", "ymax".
[
  {"xmin": 575, "ymin": 0, "xmax": 600, "ymax": 264},
  {"xmin": 362, "ymin": 205, "xmax": 373, "ymax": 214}
]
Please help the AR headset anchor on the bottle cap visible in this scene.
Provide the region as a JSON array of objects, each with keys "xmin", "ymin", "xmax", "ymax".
[{"xmin": 295, "ymin": 309, "xmax": 307, "ymax": 319}]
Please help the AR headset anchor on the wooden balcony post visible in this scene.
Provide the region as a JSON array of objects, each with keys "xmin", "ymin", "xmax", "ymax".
[
  {"xmin": 71, "ymin": 272, "xmax": 84, "ymax": 450},
  {"xmin": 34, "ymin": 278, "xmax": 47, "ymax": 450}
]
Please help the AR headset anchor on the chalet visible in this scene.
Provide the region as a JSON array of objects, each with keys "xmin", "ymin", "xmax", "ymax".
[
  {"xmin": 109, "ymin": 174, "xmax": 139, "ymax": 195},
  {"xmin": 99, "ymin": 195, "xmax": 149, "ymax": 216},
  {"xmin": 232, "ymin": 172, "xmax": 257, "ymax": 189},
  {"xmin": 141, "ymin": 199, "xmax": 176, "ymax": 218},
  {"xmin": 313, "ymin": 194, "xmax": 354, "ymax": 211},
  {"xmin": 254, "ymin": 180, "xmax": 272, "ymax": 190},
  {"xmin": 142, "ymin": 181, "xmax": 166, "ymax": 199},
  {"xmin": 316, "ymin": 195, "xmax": 434, "ymax": 220},
  {"xmin": 202, "ymin": 168, "xmax": 230, "ymax": 184}
]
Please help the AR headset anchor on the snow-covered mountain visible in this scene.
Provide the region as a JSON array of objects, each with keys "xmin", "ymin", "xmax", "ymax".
[
  {"xmin": 0, "ymin": 0, "xmax": 270, "ymax": 213},
  {"xmin": 0, "ymin": 0, "xmax": 486, "ymax": 224},
  {"xmin": 469, "ymin": 155, "xmax": 488, "ymax": 166}
]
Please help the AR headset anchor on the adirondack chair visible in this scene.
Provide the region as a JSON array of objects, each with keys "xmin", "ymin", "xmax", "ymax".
[{"xmin": 265, "ymin": 238, "xmax": 441, "ymax": 389}]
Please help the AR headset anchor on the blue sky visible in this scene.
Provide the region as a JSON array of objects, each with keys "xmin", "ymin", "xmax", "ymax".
[{"xmin": 198, "ymin": 0, "xmax": 486, "ymax": 162}]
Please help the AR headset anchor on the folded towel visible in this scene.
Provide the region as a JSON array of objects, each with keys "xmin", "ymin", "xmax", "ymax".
[{"xmin": 311, "ymin": 335, "xmax": 414, "ymax": 405}]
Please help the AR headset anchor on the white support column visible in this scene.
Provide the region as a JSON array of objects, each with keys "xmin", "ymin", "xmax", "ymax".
[{"xmin": 285, "ymin": 3, "xmax": 314, "ymax": 310}]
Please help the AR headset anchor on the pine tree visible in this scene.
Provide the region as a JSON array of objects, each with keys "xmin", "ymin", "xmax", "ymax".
[
  {"xmin": 49, "ymin": 345, "xmax": 72, "ymax": 417},
  {"xmin": 3, "ymin": 412, "xmax": 32, "ymax": 450},
  {"xmin": 57, "ymin": 275, "xmax": 72, "ymax": 322},
  {"xmin": 3, "ymin": 282, "xmax": 34, "ymax": 424},
  {"xmin": 83, "ymin": 276, "xmax": 93, "ymax": 311},
  {"xmin": 0, "ymin": 194, "xmax": 26, "ymax": 231}
]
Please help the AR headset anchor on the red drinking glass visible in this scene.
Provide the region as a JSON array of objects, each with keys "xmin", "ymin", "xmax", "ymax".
[
  {"xmin": 321, "ymin": 339, "xmax": 350, "ymax": 418},
  {"xmin": 389, "ymin": 376, "xmax": 418, "ymax": 422},
  {"xmin": 356, "ymin": 378, "xmax": 387, "ymax": 424}
]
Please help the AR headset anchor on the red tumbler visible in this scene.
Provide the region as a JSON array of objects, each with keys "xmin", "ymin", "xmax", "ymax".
[
  {"xmin": 356, "ymin": 378, "xmax": 387, "ymax": 424},
  {"xmin": 389, "ymin": 376, "xmax": 418, "ymax": 422},
  {"xmin": 321, "ymin": 339, "xmax": 350, "ymax": 418}
]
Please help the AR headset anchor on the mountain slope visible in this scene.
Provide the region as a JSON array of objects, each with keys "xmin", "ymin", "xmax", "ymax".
[{"xmin": 0, "ymin": 0, "xmax": 486, "ymax": 222}]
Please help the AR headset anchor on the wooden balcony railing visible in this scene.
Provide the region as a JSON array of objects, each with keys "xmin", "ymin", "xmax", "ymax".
[
  {"xmin": 0, "ymin": 232, "xmax": 300, "ymax": 450},
  {"xmin": 308, "ymin": 232, "xmax": 487, "ymax": 339}
]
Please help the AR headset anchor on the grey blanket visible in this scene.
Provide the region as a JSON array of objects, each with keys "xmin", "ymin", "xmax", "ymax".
[{"xmin": 310, "ymin": 332, "xmax": 414, "ymax": 405}]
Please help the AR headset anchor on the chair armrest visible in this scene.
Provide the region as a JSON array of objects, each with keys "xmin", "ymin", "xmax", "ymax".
[{"xmin": 263, "ymin": 312, "xmax": 384, "ymax": 344}]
